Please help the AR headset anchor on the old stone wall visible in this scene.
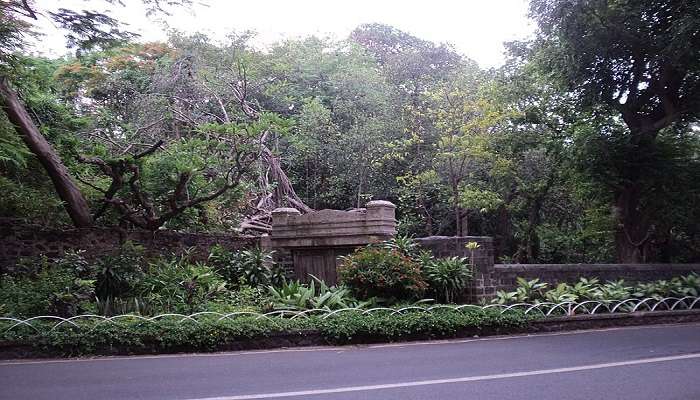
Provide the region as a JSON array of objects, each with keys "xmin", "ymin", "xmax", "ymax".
[
  {"xmin": 414, "ymin": 236, "xmax": 700, "ymax": 302},
  {"xmin": 0, "ymin": 219, "xmax": 258, "ymax": 270},
  {"xmin": 493, "ymin": 263, "xmax": 700, "ymax": 292}
]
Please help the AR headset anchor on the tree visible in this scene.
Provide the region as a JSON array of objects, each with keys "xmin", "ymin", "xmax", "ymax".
[
  {"xmin": 0, "ymin": 77, "xmax": 93, "ymax": 227},
  {"xmin": 0, "ymin": 0, "xmax": 190, "ymax": 228},
  {"xmin": 529, "ymin": 0, "xmax": 700, "ymax": 262}
]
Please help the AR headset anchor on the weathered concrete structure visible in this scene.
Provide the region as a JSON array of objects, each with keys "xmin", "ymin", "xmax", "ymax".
[{"xmin": 267, "ymin": 200, "xmax": 397, "ymax": 283}]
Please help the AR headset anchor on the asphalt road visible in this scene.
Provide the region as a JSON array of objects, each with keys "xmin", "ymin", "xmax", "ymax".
[{"xmin": 2, "ymin": 323, "xmax": 700, "ymax": 400}]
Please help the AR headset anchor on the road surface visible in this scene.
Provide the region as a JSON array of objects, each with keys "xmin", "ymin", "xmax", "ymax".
[{"xmin": 2, "ymin": 323, "xmax": 700, "ymax": 400}]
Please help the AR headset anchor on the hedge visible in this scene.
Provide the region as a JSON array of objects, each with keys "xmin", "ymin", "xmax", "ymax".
[{"xmin": 0, "ymin": 309, "xmax": 531, "ymax": 357}]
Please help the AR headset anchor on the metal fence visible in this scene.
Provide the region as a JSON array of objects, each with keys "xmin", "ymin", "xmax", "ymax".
[{"xmin": 2, "ymin": 296, "xmax": 698, "ymax": 333}]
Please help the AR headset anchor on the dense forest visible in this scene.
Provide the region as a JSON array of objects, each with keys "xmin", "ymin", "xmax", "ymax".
[{"xmin": 1, "ymin": 0, "xmax": 699, "ymax": 264}]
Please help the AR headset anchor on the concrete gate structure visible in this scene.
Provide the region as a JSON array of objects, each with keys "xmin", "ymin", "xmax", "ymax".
[{"xmin": 266, "ymin": 200, "xmax": 397, "ymax": 284}]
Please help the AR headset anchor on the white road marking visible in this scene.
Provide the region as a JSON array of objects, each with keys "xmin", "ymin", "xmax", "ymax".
[
  {"xmin": 186, "ymin": 353, "xmax": 700, "ymax": 400},
  {"xmin": 1, "ymin": 322, "xmax": 698, "ymax": 366}
]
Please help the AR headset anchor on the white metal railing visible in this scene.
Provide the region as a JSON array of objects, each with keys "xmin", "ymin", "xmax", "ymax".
[{"xmin": 1, "ymin": 296, "xmax": 698, "ymax": 333}]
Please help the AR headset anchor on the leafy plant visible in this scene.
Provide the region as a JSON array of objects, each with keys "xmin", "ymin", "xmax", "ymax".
[
  {"xmin": 593, "ymin": 280, "xmax": 632, "ymax": 301},
  {"xmin": 569, "ymin": 277, "xmax": 600, "ymax": 300},
  {"xmin": 544, "ymin": 283, "xmax": 578, "ymax": 303},
  {"xmin": 423, "ymin": 256, "xmax": 472, "ymax": 303},
  {"xmin": 140, "ymin": 255, "xmax": 228, "ymax": 314},
  {"xmin": 515, "ymin": 278, "xmax": 549, "ymax": 301},
  {"xmin": 267, "ymin": 276, "xmax": 369, "ymax": 311},
  {"xmin": 95, "ymin": 296, "xmax": 152, "ymax": 316},
  {"xmin": 95, "ymin": 241, "xmax": 145, "ymax": 300},
  {"xmin": 491, "ymin": 290, "xmax": 521, "ymax": 305},
  {"xmin": 338, "ymin": 246, "xmax": 427, "ymax": 302},
  {"xmin": 492, "ymin": 274, "xmax": 700, "ymax": 305},
  {"xmin": 382, "ymin": 235, "xmax": 419, "ymax": 257},
  {"xmin": 0, "ymin": 255, "xmax": 95, "ymax": 317},
  {"xmin": 675, "ymin": 273, "xmax": 700, "ymax": 297},
  {"xmin": 208, "ymin": 246, "xmax": 284, "ymax": 288}
]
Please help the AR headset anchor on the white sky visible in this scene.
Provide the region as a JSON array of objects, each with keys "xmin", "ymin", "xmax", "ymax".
[{"xmin": 30, "ymin": 0, "xmax": 534, "ymax": 68}]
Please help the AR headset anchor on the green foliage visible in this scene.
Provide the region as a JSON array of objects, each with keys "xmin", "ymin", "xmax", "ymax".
[
  {"xmin": 338, "ymin": 247, "xmax": 427, "ymax": 301},
  {"xmin": 492, "ymin": 274, "xmax": 700, "ymax": 304},
  {"xmin": 208, "ymin": 245, "xmax": 285, "ymax": 288},
  {"xmin": 0, "ymin": 309, "xmax": 531, "ymax": 356},
  {"xmin": 382, "ymin": 235, "xmax": 419, "ymax": 257},
  {"xmin": 316, "ymin": 308, "xmax": 530, "ymax": 344},
  {"xmin": 94, "ymin": 241, "xmax": 145, "ymax": 300},
  {"xmin": 2, "ymin": 10, "xmax": 699, "ymax": 263},
  {"xmin": 139, "ymin": 255, "xmax": 228, "ymax": 314},
  {"xmin": 266, "ymin": 276, "xmax": 368, "ymax": 311},
  {"xmin": 0, "ymin": 253, "xmax": 95, "ymax": 317},
  {"xmin": 422, "ymin": 256, "xmax": 472, "ymax": 303}
]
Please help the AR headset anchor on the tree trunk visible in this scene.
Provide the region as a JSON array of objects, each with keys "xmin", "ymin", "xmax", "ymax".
[
  {"xmin": 0, "ymin": 77, "xmax": 93, "ymax": 228},
  {"xmin": 460, "ymin": 210, "xmax": 469, "ymax": 236},
  {"xmin": 524, "ymin": 197, "xmax": 543, "ymax": 263},
  {"xmin": 451, "ymin": 181, "xmax": 461, "ymax": 236},
  {"xmin": 613, "ymin": 184, "xmax": 650, "ymax": 263}
]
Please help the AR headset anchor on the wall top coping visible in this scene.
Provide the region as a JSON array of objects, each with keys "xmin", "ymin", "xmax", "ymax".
[
  {"xmin": 415, "ymin": 236, "xmax": 493, "ymax": 242},
  {"xmin": 366, "ymin": 200, "xmax": 396, "ymax": 208},
  {"xmin": 271, "ymin": 207, "xmax": 302, "ymax": 215},
  {"xmin": 495, "ymin": 263, "xmax": 700, "ymax": 272},
  {"xmin": 270, "ymin": 201, "xmax": 396, "ymax": 245}
]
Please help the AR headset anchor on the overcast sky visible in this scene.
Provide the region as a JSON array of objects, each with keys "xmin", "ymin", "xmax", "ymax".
[{"xmin": 31, "ymin": 0, "xmax": 534, "ymax": 68}]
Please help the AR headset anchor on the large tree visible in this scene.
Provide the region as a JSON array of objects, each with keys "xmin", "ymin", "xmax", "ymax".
[
  {"xmin": 0, "ymin": 0, "xmax": 192, "ymax": 228},
  {"xmin": 528, "ymin": 0, "xmax": 700, "ymax": 262}
]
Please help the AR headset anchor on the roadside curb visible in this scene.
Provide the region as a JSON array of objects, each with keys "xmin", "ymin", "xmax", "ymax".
[{"xmin": 529, "ymin": 309, "xmax": 700, "ymax": 332}]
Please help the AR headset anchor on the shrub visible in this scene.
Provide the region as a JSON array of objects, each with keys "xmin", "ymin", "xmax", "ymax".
[
  {"xmin": 208, "ymin": 246, "xmax": 285, "ymax": 288},
  {"xmin": 382, "ymin": 235, "xmax": 419, "ymax": 257},
  {"xmin": 0, "ymin": 253, "xmax": 95, "ymax": 317},
  {"xmin": 316, "ymin": 308, "xmax": 530, "ymax": 344},
  {"xmin": 95, "ymin": 241, "xmax": 146, "ymax": 300},
  {"xmin": 338, "ymin": 247, "xmax": 427, "ymax": 301},
  {"xmin": 140, "ymin": 255, "xmax": 228, "ymax": 314},
  {"xmin": 423, "ymin": 256, "xmax": 472, "ymax": 303}
]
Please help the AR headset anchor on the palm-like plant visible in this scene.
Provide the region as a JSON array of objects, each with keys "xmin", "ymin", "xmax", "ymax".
[
  {"xmin": 382, "ymin": 235, "xmax": 419, "ymax": 257},
  {"xmin": 424, "ymin": 257, "xmax": 472, "ymax": 303}
]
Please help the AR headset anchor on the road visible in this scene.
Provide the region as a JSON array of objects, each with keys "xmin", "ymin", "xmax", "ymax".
[{"xmin": 2, "ymin": 323, "xmax": 700, "ymax": 400}]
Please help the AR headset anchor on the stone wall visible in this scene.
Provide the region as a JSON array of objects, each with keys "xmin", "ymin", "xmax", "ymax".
[
  {"xmin": 493, "ymin": 263, "xmax": 700, "ymax": 292},
  {"xmin": 414, "ymin": 236, "xmax": 700, "ymax": 302},
  {"xmin": 0, "ymin": 219, "xmax": 258, "ymax": 270}
]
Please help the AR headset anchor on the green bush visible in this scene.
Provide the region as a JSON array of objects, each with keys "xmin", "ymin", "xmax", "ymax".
[
  {"xmin": 338, "ymin": 247, "xmax": 427, "ymax": 301},
  {"xmin": 95, "ymin": 241, "xmax": 146, "ymax": 300},
  {"xmin": 208, "ymin": 246, "xmax": 285, "ymax": 288},
  {"xmin": 0, "ymin": 253, "xmax": 95, "ymax": 317},
  {"xmin": 317, "ymin": 309, "xmax": 530, "ymax": 344},
  {"xmin": 139, "ymin": 255, "xmax": 228, "ymax": 314}
]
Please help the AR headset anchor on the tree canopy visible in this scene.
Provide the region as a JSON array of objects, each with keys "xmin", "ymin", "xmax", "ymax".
[{"xmin": 0, "ymin": 1, "xmax": 698, "ymax": 263}]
